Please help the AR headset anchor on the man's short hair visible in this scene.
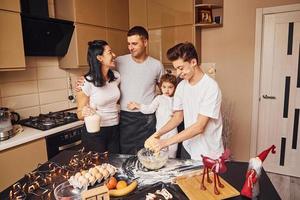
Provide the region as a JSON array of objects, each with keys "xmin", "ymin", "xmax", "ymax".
[
  {"xmin": 127, "ymin": 26, "xmax": 149, "ymax": 40},
  {"xmin": 167, "ymin": 42, "xmax": 199, "ymax": 63}
]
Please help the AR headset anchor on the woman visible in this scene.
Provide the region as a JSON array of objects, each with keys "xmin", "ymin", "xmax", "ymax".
[{"xmin": 77, "ymin": 40, "xmax": 120, "ymax": 153}]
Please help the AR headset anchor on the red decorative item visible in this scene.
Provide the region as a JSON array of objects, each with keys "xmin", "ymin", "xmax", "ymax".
[
  {"xmin": 200, "ymin": 149, "xmax": 231, "ymax": 195},
  {"xmin": 241, "ymin": 145, "xmax": 276, "ymax": 199}
]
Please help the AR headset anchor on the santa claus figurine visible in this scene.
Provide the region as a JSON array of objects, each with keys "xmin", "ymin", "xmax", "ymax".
[{"xmin": 240, "ymin": 145, "xmax": 276, "ymax": 199}]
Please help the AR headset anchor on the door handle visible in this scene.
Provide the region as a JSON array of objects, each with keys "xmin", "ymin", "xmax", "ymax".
[
  {"xmin": 262, "ymin": 94, "xmax": 276, "ymax": 99},
  {"xmin": 58, "ymin": 140, "xmax": 82, "ymax": 151}
]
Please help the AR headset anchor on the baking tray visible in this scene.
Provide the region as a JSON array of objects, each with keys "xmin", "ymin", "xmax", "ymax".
[{"xmin": 111, "ymin": 182, "xmax": 189, "ymax": 200}]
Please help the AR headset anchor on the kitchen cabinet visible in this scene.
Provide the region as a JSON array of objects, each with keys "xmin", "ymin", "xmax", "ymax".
[
  {"xmin": 0, "ymin": 10, "xmax": 25, "ymax": 71},
  {"xmin": 55, "ymin": 0, "xmax": 128, "ymax": 31},
  {"xmin": 149, "ymin": 25, "xmax": 194, "ymax": 64},
  {"xmin": 59, "ymin": 24, "xmax": 128, "ymax": 69},
  {"xmin": 59, "ymin": 24, "xmax": 106, "ymax": 68},
  {"xmin": 147, "ymin": 0, "xmax": 193, "ymax": 29},
  {"xmin": 0, "ymin": 139, "xmax": 47, "ymax": 191},
  {"xmin": 107, "ymin": 29, "xmax": 129, "ymax": 57},
  {"xmin": 0, "ymin": 0, "xmax": 20, "ymax": 12},
  {"xmin": 55, "ymin": 0, "xmax": 106, "ymax": 27}
]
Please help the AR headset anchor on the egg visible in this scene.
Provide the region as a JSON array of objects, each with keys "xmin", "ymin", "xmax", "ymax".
[
  {"xmin": 106, "ymin": 166, "xmax": 115, "ymax": 175},
  {"xmin": 78, "ymin": 175, "xmax": 88, "ymax": 185},
  {"xmin": 81, "ymin": 170, "xmax": 88, "ymax": 176},
  {"xmin": 95, "ymin": 172, "xmax": 103, "ymax": 181},
  {"xmin": 84, "ymin": 173, "xmax": 91, "ymax": 179},
  {"xmin": 88, "ymin": 176, "xmax": 96, "ymax": 185},
  {"xmin": 102, "ymin": 169, "xmax": 109, "ymax": 179},
  {"xmin": 80, "ymin": 178, "xmax": 89, "ymax": 186},
  {"xmin": 75, "ymin": 172, "xmax": 81, "ymax": 180},
  {"xmin": 89, "ymin": 167, "xmax": 99, "ymax": 176}
]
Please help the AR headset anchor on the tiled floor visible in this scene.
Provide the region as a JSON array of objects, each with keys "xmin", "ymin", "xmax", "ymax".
[{"xmin": 267, "ymin": 172, "xmax": 300, "ymax": 200}]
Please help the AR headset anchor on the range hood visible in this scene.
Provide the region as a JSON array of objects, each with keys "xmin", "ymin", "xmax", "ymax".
[{"xmin": 20, "ymin": 0, "xmax": 74, "ymax": 56}]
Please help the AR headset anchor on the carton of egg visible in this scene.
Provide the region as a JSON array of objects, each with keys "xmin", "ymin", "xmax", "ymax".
[{"xmin": 68, "ymin": 163, "xmax": 117, "ymax": 189}]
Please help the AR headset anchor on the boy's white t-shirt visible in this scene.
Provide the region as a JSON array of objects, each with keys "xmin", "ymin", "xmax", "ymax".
[
  {"xmin": 81, "ymin": 70, "xmax": 121, "ymax": 127},
  {"xmin": 140, "ymin": 95, "xmax": 178, "ymax": 158},
  {"xmin": 116, "ymin": 54, "xmax": 164, "ymax": 112},
  {"xmin": 173, "ymin": 74, "xmax": 224, "ymax": 161}
]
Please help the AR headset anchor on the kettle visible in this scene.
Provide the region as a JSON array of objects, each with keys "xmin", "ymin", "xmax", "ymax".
[{"xmin": 0, "ymin": 107, "xmax": 20, "ymax": 141}]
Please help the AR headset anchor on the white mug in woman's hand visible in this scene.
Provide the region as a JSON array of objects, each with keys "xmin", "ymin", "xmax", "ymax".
[{"xmin": 84, "ymin": 113, "xmax": 101, "ymax": 133}]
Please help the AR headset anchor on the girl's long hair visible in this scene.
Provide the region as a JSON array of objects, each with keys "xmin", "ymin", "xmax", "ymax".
[{"xmin": 84, "ymin": 40, "xmax": 116, "ymax": 87}]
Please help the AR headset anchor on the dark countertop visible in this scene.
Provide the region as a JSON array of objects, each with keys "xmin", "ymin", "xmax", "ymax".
[{"xmin": 0, "ymin": 150, "xmax": 281, "ymax": 200}]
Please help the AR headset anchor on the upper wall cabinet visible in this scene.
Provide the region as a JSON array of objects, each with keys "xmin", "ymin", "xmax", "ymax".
[
  {"xmin": 107, "ymin": 29, "xmax": 129, "ymax": 57},
  {"xmin": 0, "ymin": 0, "xmax": 20, "ymax": 12},
  {"xmin": 59, "ymin": 24, "xmax": 128, "ymax": 69},
  {"xmin": 149, "ymin": 25, "xmax": 194, "ymax": 64},
  {"xmin": 107, "ymin": 0, "xmax": 129, "ymax": 30},
  {"xmin": 55, "ymin": 0, "xmax": 128, "ymax": 31},
  {"xmin": 55, "ymin": 0, "xmax": 106, "ymax": 27},
  {"xmin": 147, "ymin": 0, "xmax": 193, "ymax": 29},
  {"xmin": 58, "ymin": 24, "xmax": 106, "ymax": 68},
  {"xmin": 0, "ymin": 10, "xmax": 25, "ymax": 71}
]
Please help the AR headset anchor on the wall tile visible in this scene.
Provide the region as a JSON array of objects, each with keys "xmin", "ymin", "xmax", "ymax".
[
  {"xmin": 40, "ymin": 101, "xmax": 69, "ymax": 113},
  {"xmin": 68, "ymin": 101, "xmax": 77, "ymax": 109},
  {"xmin": 2, "ymin": 94, "xmax": 39, "ymax": 110},
  {"xmin": 35, "ymin": 57, "xmax": 59, "ymax": 67},
  {"xmin": 39, "ymin": 90, "xmax": 68, "ymax": 105},
  {"xmin": 25, "ymin": 57, "xmax": 37, "ymax": 67},
  {"xmin": 15, "ymin": 106, "xmax": 41, "ymax": 119},
  {"xmin": 38, "ymin": 78, "xmax": 67, "ymax": 92},
  {"xmin": 1, "ymin": 81, "xmax": 38, "ymax": 97},
  {"xmin": 37, "ymin": 67, "xmax": 67, "ymax": 79},
  {"xmin": 0, "ymin": 68, "xmax": 37, "ymax": 83}
]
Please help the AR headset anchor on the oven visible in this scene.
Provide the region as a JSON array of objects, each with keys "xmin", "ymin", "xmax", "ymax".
[{"xmin": 45, "ymin": 125, "xmax": 83, "ymax": 159}]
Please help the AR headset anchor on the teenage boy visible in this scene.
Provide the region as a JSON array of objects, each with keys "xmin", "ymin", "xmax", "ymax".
[{"xmin": 145, "ymin": 42, "xmax": 224, "ymax": 161}]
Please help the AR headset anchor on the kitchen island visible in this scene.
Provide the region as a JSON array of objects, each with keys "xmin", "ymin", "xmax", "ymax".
[{"xmin": 0, "ymin": 150, "xmax": 281, "ymax": 200}]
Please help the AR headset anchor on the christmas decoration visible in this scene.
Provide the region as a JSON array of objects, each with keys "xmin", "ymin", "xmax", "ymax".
[
  {"xmin": 200, "ymin": 149, "xmax": 231, "ymax": 195},
  {"xmin": 241, "ymin": 145, "xmax": 276, "ymax": 199}
]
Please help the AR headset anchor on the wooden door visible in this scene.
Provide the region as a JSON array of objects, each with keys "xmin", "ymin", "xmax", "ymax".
[{"xmin": 258, "ymin": 10, "xmax": 300, "ymax": 177}]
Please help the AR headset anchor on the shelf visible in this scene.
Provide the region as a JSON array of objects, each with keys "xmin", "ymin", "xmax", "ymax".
[
  {"xmin": 194, "ymin": 23, "xmax": 222, "ymax": 28},
  {"xmin": 195, "ymin": 4, "xmax": 222, "ymax": 9}
]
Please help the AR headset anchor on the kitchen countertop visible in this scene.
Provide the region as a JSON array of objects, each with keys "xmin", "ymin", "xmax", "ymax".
[
  {"xmin": 0, "ymin": 150, "xmax": 281, "ymax": 200},
  {"xmin": 0, "ymin": 120, "xmax": 84, "ymax": 151}
]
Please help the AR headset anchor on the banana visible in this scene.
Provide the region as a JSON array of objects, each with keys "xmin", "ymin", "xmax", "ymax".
[{"xmin": 109, "ymin": 180, "xmax": 138, "ymax": 197}]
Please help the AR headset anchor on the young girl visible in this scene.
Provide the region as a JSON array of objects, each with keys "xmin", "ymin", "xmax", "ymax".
[{"xmin": 127, "ymin": 72, "xmax": 178, "ymax": 158}]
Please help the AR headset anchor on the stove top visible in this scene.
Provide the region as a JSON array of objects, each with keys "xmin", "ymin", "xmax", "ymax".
[{"xmin": 19, "ymin": 111, "xmax": 79, "ymax": 131}]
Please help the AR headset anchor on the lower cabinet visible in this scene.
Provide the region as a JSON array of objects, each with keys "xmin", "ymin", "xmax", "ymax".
[{"xmin": 0, "ymin": 139, "xmax": 47, "ymax": 191}]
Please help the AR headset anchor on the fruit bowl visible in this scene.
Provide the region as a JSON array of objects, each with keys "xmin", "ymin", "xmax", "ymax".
[
  {"xmin": 137, "ymin": 148, "xmax": 168, "ymax": 170},
  {"xmin": 54, "ymin": 181, "xmax": 87, "ymax": 200}
]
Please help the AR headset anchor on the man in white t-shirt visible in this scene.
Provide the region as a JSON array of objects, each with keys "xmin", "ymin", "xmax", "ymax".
[
  {"xmin": 145, "ymin": 42, "xmax": 224, "ymax": 161},
  {"xmin": 117, "ymin": 26, "xmax": 164, "ymax": 154}
]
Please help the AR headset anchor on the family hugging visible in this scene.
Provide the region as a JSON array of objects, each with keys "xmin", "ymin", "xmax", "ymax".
[{"xmin": 76, "ymin": 26, "xmax": 224, "ymax": 162}]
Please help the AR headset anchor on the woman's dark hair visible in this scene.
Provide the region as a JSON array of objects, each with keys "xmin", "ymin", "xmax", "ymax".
[
  {"xmin": 166, "ymin": 42, "xmax": 199, "ymax": 63},
  {"xmin": 127, "ymin": 26, "xmax": 149, "ymax": 40},
  {"xmin": 84, "ymin": 40, "xmax": 116, "ymax": 87}
]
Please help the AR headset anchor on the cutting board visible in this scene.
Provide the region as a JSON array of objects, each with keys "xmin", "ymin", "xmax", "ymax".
[{"xmin": 175, "ymin": 169, "xmax": 240, "ymax": 200}]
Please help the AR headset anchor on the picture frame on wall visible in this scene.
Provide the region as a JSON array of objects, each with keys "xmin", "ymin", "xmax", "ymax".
[{"xmin": 200, "ymin": 9, "xmax": 212, "ymax": 23}]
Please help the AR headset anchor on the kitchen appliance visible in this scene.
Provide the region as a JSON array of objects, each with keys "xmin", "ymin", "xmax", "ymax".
[
  {"xmin": 46, "ymin": 125, "xmax": 83, "ymax": 159},
  {"xmin": 20, "ymin": 0, "xmax": 74, "ymax": 56},
  {"xmin": 19, "ymin": 111, "xmax": 79, "ymax": 131},
  {"xmin": 20, "ymin": 110, "xmax": 83, "ymax": 159},
  {"xmin": 0, "ymin": 107, "xmax": 20, "ymax": 141}
]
